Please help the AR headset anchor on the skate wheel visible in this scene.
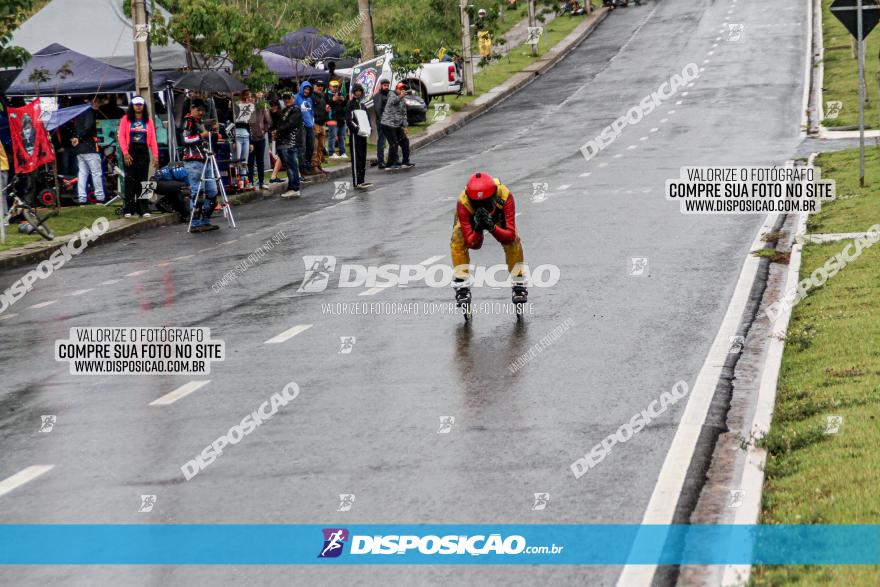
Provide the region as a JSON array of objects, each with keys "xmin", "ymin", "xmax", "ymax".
[{"xmin": 38, "ymin": 189, "xmax": 56, "ymax": 207}]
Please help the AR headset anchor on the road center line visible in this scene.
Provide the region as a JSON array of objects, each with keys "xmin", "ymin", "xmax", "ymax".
[
  {"xmin": 0, "ymin": 465, "xmax": 54, "ymax": 498},
  {"xmin": 125, "ymin": 270, "xmax": 149, "ymax": 277},
  {"xmin": 70, "ymin": 289, "xmax": 94, "ymax": 296},
  {"xmin": 420, "ymin": 255, "xmax": 445, "ymax": 266},
  {"xmin": 265, "ymin": 324, "xmax": 313, "ymax": 344},
  {"xmin": 149, "ymin": 380, "xmax": 211, "ymax": 406},
  {"xmin": 101, "ymin": 279, "xmax": 121, "ymax": 285},
  {"xmin": 29, "ymin": 300, "xmax": 57, "ymax": 309}
]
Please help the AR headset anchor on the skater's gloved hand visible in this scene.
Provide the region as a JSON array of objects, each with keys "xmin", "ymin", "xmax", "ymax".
[{"xmin": 472, "ymin": 208, "xmax": 490, "ymax": 231}]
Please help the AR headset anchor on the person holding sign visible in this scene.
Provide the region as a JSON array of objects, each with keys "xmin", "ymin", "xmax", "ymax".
[{"xmin": 117, "ymin": 97, "xmax": 159, "ymax": 218}]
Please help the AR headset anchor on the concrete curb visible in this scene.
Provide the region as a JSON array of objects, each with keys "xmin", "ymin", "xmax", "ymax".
[
  {"xmin": 0, "ymin": 10, "xmax": 610, "ymax": 273},
  {"xmin": 717, "ymin": 156, "xmax": 815, "ymax": 587}
]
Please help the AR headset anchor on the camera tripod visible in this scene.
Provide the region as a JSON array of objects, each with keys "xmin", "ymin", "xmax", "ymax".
[{"xmin": 187, "ymin": 150, "xmax": 237, "ymax": 233}]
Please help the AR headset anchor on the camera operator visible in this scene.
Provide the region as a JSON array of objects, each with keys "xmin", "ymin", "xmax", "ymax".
[{"xmin": 181, "ymin": 99, "xmax": 223, "ymax": 232}]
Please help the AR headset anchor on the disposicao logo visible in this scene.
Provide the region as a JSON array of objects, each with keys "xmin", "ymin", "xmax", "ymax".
[{"xmin": 318, "ymin": 528, "xmax": 349, "ymax": 558}]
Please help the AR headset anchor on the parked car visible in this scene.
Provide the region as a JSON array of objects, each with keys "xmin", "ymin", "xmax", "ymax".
[
  {"xmin": 334, "ymin": 52, "xmax": 462, "ymax": 107},
  {"xmin": 403, "ymin": 92, "xmax": 427, "ymax": 125}
]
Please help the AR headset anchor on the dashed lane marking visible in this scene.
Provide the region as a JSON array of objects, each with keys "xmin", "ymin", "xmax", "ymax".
[
  {"xmin": 29, "ymin": 300, "xmax": 57, "ymax": 309},
  {"xmin": 149, "ymin": 380, "xmax": 211, "ymax": 406},
  {"xmin": 264, "ymin": 324, "xmax": 313, "ymax": 344},
  {"xmin": 0, "ymin": 465, "xmax": 54, "ymax": 498}
]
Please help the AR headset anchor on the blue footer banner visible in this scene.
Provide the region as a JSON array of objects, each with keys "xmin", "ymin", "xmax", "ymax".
[{"xmin": 0, "ymin": 525, "xmax": 878, "ymax": 564}]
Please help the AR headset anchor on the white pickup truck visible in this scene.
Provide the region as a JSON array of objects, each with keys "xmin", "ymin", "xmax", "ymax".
[{"xmin": 335, "ymin": 50, "xmax": 461, "ymax": 105}]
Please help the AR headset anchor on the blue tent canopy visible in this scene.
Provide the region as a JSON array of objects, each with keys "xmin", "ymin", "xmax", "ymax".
[
  {"xmin": 264, "ymin": 27, "xmax": 344, "ymax": 61},
  {"xmin": 259, "ymin": 51, "xmax": 330, "ymax": 81},
  {"xmin": 5, "ymin": 43, "xmax": 166, "ymax": 97}
]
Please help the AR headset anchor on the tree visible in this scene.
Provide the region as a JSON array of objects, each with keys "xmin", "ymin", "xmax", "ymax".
[
  {"xmin": 151, "ymin": 0, "xmax": 279, "ymax": 90},
  {"xmin": 0, "ymin": 0, "xmax": 34, "ymax": 68}
]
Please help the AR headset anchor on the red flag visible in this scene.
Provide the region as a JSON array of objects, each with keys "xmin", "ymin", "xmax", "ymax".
[{"xmin": 8, "ymin": 99, "xmax": 55, "ymax": 173}]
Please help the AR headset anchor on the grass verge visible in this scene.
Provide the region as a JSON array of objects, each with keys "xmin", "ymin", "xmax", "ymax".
[
  {"xmin": 810, "ymin": 148, "xmax": 880, "ymax": 234},
  {"xmin": 0, "ymin": 203, "xmax": 121, "ymax": 253},
  {"xmin": 752, "ymin": 148, "xmax": 880, "ymax": 585},
  {"xmin": 820, "ymin": 0, "xmax": 880, "ymax": 129}
]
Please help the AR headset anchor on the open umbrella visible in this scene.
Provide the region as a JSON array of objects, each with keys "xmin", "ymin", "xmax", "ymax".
[
  {"xmin": 173, "ymin": 70, "xmax": 247, "ymax": 94},
  {"xmin": 264, "ymin": 27, "xmax": 344, "ymax": 61}
]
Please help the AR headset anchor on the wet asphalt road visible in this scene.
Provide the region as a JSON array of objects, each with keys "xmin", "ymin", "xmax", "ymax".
[{"xmin": 0, "ymin": 0, "xmax": 808, "ymax": 585}]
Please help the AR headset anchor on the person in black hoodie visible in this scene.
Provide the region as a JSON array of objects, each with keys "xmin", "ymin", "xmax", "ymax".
[
  {"xmin": 346, "ymin": 84, "xmax": 371, "ymax": 190},
  {"xmin": 275, "ymin": 92, "xmax": 303, "ymax": 198},
  {"xmin": 372, "ymin": 79, "xmax": 391, "ymax": 169},
  {"xmin": 71, "ymin": 96, "xmax": 105, "ymax": 204}
]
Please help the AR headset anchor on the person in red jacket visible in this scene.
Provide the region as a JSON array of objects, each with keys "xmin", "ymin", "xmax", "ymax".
[
  {"xmin": 450, "ymin": 172, "xmax": 528, "ymax": 305},
  {"xmin": 117, "ymin": 96, "xmax": 159, "ymax": 217}
]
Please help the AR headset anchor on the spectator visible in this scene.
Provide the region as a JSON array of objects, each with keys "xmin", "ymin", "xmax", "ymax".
[
  {"xmin": 267, "ymin": 94, "xmax": 285, "ymax": 184},
  {"xmin": 326, "ymin": 80, "xmax": 347, "ymax": 159},
  {"xmin": 380, "ymin": 82, "xmax": 414, "ymax": 170},
  {"xmin": 295, "ymin": 81, "xmax": 315, "ymax": 175},
  {"xmin": 0, "ymin": 137, "xmax": 8, "ymax": 208},
  {"xmin": 346, "ymin": 84, "xmax": 371, "ymax": 190},
  {"xmin": 275, "ymin": 92, "xmax": 303, "ymax": 199},
  {"xmin": 311, "ymin": 80, "xmax": 330, "ymax": 174},
  {"xmin": 372, "ymin": 79, "xmax": 391, "ymax": 169},
  {"xmin": 181, "ymin": 99, "xmax": 223, "ymax": 232},
  {"xmin": 71, "ymin": 96, "xmax": 105, "ymax": 204},
  {"xmin": 117, "ymin": 96, "xmax": 159, "ymax": 218},
  {"xmin": 327, "ymin": 61, "xmax": 343, "ymax": 89},
  {"xmin": 248, "ymin": 92, "xmax": 272, "ymax": 190},
  {"xmin": 232, "ymin": 89, "xmax": 257, "ymax": 186}
]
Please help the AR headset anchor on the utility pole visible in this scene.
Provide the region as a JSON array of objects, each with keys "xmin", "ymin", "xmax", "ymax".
[
  {"xmin": 132, "ymin": 0, "xmax": 154, "ymax": 112},
  {"xmin": 358, "ymin": 0, "xmax": 375, "ymax": 59},
  {"xmin": 857, "ymin": 0, "xmax": 865, "ymax": 187},
  {"xmin": 528, "ymin": 0, "xmax": 537, "ymax": 56},
  {"xmin": 460, "ymin": 0, "xmax": 474, "ymax": 95}
]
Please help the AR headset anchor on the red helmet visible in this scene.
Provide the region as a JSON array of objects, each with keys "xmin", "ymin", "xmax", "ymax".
[{"xmin": 465, "ymin": 172, "xmax": 497, "ymax": 201}]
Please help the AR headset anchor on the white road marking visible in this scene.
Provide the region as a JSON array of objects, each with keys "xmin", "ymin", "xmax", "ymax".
[
  {"xmin": 0, "ymin": 314, "xmax": 18, "ymax": 321},
  {"xmin": 70, "ymin": 289, "xmax": 94, "ymax": 296},
  {"xmin": 675, "ymin": 100, "xmax": 683, "ymax": 105},
  {"xmin": 660, "ymin": 118, "xmax": 669, "ymax": 124},
  {"xmin": 712, "ymin": 43, "xmax": 719, "ymax": 48},
  {"xmin": 265, "ymin": 324, "xmax": 313, "ymax": 344},
  {"xmin": 221, "ymin": 239, "xmax": 239, "ymax": 246},
  {"xmin": 359, "ymin": 286, "xmax": 393, "ymax": 296},
  {"xmin": 0, "ymin": 465, "xmax": 54, "ymax": 498},
  {"xmin": 420, "ymin": 255, "xmax": 445, "ymax": 266},
  {"xmin": 599, "ymin": 162, "xmax": 608, "ymax": 168},
  {"xmin": 29, "ymin": 300, "xmax": 57, "ymax": 309},
  {"xmin": 650, "ymin": 128, "xmax": 659, "ymax": 133},
  {"xmin": 613, "ymin": 154, "xmax": 623, "ymax": 159},
  {"xmin": 101, "ymin": 279, "xmax": 121, "ymax": 285},
  {"xmin": 515, "ymin": 212, "xmax": 522, "ymax": 218},
  {"xmin": 149, "ymin": 380, "xmax": 211, "ymax": 406},
  {"xmin": 627, "ymin": 145, "xmax": 637, "ymax": 150},
  {"xmin": 557, "ymin": 184, "xmax": 571, "ymax": 190},
  {"xmin": 667, "ymin": 110, "xmax": 677, "ymax": 115},
  {"xmin": 640, "ymin": 136, "xmax": 649, "ymax": 141},
  {"xmin": 715, "ymin": 36, "xmax": 722, "ymax": 41},
  {"xmin": 579, "ymin": 172, "xmax": 592, "ymax": 177},
  {"xmin": 173, "ymin": 254, "xmax": 195, "ymax": 261},
  {"xmin": 156, "ymin": 261, "xmax": 174, "ymax": 267},
  {"xmin": 125, "ymin": 270, "xmax": 149, "ymax": 277}
]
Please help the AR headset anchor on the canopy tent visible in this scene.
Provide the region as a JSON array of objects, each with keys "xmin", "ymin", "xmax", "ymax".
[
  {"xmin": 259, "ymin": 52, "xmax": 330, "ymax": 82},
  {"xmin": 9, "ymin": 0, "xmax": 188, "ymax": 71},
  {"xmin": 5, "ymin": 44, "xmax": 166, "ymax": 97},
  {"xmin": 264, "ymin": 28, "xmax": 344, "ymax": 61}
]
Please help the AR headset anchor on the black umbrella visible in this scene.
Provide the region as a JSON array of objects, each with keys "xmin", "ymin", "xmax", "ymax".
[{"xmin": 173, "ymin": 70, "xmax": 247, "ymax": 94}]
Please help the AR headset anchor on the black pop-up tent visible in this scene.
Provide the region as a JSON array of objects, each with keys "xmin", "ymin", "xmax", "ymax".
[{"xmin": 5, "ymin": 44, "xmax": 166, "ymax": 97}]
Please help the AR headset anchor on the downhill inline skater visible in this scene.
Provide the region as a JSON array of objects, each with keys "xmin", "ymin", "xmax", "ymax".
[{"xmin": 450, "ymin": 172, "xmax": 528, "ymax": 313}]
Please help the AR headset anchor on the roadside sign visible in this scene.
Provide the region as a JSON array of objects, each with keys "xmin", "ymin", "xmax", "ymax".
[{"xmin": 830, "ymin": 0, "xmax": 880, "ymax": 40}]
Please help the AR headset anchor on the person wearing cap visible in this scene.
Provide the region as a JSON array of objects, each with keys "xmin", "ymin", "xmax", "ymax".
[
  {"xmin": 275, "ymin": 92, "xmax": 303, "ymax": 198},
  {"xmin": 310, "ymin": 79, "xmax": 330, "ymax": 173},
  {"xmin": 380, "ymin": 82, "xmax": 414, "ymax": 170},
  {"xmin": 345, "ymin": 84, "xmax": 372, "ymax": 189},
  {"xmin": 117, "ymin": 96, "xmax": 159, "ymax": 217},
  {"xmin": 372, "ymin": 79, "xmax": 392, "ymax": 168},
  {"xmin": 326, "ymin": 80, "xmax": 347, "ymax": 159},
  {"xmin": 450, "ymin": 172, "xmax": 528, "ymax": 306}
]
